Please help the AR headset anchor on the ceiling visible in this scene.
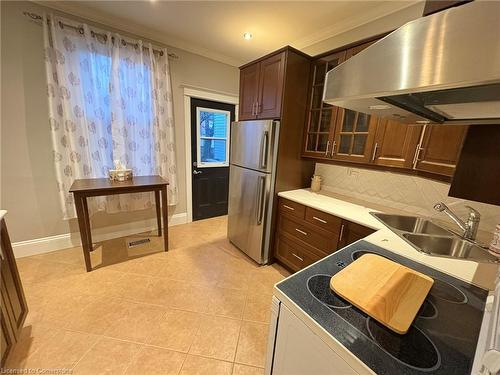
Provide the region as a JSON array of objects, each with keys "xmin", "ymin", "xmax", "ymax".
[{"xmin": 39, "ymin": 1, "xmax": 420, "ymax": 66}]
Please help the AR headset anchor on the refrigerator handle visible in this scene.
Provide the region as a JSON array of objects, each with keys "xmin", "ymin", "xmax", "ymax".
[
  {"xmin": 260, "ymin": 131, "xmax": 269, "ymax": 169},
  {"xmin": 256, "ymin": 176, "xmax": 266, "ymax": 225}
]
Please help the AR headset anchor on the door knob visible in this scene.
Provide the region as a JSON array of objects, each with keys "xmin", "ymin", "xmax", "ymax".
[{"xmin": 193, "ymin": 170, "xmax": 202, "ymax": 175}]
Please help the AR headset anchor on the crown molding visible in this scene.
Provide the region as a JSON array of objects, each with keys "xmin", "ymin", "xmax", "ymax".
[
  {"xmin": 291, "ymin": 1, "xmax": 422, "ymax": 50},
  {"xmin": 31, "ymin": 0, "xmax": 245, "ymax": 67},
  {"xmin": 31, "ymin": 1, "xmax": 421, "ymax": 67}
]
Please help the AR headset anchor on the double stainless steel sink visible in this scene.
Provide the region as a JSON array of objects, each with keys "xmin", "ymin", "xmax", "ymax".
[{"xmin": 371, "ymin": 212, "xmax": 499, "ymax": 263}]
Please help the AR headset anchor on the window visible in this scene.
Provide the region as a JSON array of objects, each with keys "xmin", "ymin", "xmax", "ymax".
[{"xmin": 196, "ymin": 108, "xmax": 230, "ymax": 167}]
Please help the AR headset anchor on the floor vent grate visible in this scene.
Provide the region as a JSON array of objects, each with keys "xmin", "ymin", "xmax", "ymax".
[{"xmin": 127, "ymin": 238, "xmax": 151, "ymax": 248}]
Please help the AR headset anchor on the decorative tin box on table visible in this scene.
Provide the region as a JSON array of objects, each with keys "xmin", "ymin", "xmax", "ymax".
[{"xmin": 108, "ymin": 160, "xmax": 133, "ymax": 181}]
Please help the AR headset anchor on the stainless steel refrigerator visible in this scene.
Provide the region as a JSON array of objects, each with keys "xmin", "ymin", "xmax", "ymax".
[{"xmin": 228, "ymin": 120, "xmax": 280, "ymax": 264}]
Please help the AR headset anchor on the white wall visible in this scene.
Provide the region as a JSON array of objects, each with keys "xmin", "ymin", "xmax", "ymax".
[{"xmin": 0, "ymin": 0, "xmax": 239, "ymax": 244}]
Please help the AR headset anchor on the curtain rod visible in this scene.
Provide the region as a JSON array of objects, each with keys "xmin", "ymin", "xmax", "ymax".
[{"xmin": 23, "ymin": 11, "xmax": 179, "ymax": 60}]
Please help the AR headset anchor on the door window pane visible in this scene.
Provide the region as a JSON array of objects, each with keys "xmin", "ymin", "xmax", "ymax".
[
  {"xmin": 352, "ymin": 135, "xmax": 367, "ymax": 155},
  {"xmin": 339, "ymin": 135, "xmax": 352, "ymax": 154},
  {"xmin": 200, "ymin": 139, "xmax": 227, "ymax": 163},
  {"xmin": 199, "ymin": 111, "xmax": 228, "ymax": 137},
  {"xmin": 197, "ymin": 107, "xmax": 230, "ymax": 167},
  {"xmin": 342, "ymin": 109, "xmax": 355, "ymax": 132}
]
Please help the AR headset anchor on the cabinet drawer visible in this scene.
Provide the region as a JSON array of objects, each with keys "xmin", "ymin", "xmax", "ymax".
[
  {"xmin": 279, "ymin": 198, "xmax": 306, "ymax": 219},
  {"xmin": 275, "ymin": 235, "xmax": 321, "ymax": 272},
  {"xmin": 305, "ymin": 207, "xmax": 342, "ymax": 233},
  {"xmin": 280, "ymin": 215, "xmax": 338, "ymax": 254}
]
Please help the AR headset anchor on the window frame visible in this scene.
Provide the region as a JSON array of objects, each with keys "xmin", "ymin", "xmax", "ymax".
[{"xmin": 196, "ymin": 107, "xmax": 231, "ymax": 168}]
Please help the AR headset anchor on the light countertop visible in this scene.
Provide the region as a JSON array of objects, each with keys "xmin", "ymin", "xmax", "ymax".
[{"xmin": 278, "ymin": 189, "xmax": 499, "ymax": 291}]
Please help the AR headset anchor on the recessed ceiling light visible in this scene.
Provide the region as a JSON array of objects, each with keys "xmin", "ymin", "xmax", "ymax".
[{"xmin": 243, "ymin": 32, "xmax": 253, "ymax": 40}]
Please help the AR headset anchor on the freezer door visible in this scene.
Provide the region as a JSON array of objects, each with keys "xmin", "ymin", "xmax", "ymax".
[
  {"xmin": 227, "ymin": 165, "xmax": 271, "ymax": 264},
  {"xmin": 230, "ymin": 120, "xmax": 277, "ymax": 173}
]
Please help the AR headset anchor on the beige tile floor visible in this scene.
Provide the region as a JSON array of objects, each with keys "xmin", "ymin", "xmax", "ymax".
[{"xmin": 6, "ymin": 215, "xmax": 289, "ymax": 375}]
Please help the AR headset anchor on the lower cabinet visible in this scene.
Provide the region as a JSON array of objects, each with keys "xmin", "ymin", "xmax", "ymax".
[
  {"xmin": 1, "ymin": 218, "xmax": 28, "ymax": 367},
  {"xmin": 274, "ymin": 197, "xmax": 374, "ymax": 272},
  {"xmin": 339, "ymin": 220, "xmax": 376, "ymax": 249}
]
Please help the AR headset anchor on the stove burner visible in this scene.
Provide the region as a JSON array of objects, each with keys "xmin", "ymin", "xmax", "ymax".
[
  {"xmin": 430, "ymin": 279, "xmax": 468, "ymax": 304},
  {"xmin": 307, "ymin": 275, "xmax": 352, "ymax": 309},
  {"xmin": 417, "ymin": 299, "xmax": 438, "ymax": 319},
  {"xmin": 366, "ymin": 318, "xmax": 441, "ymax": 371},
  {"xmin": 351, "ymin": 250, "xmax": 391, "ymax": 262}
]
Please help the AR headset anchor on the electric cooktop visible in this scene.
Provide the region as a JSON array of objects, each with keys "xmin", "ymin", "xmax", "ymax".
[{"xmin": 276, "ymin": 240, "xmax": 489, "ymax": 375}]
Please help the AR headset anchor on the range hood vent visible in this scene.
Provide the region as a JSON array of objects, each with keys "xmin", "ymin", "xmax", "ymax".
[{"xmin": 323, "ymin": 2, "xmax": 500, "ymax": 125}]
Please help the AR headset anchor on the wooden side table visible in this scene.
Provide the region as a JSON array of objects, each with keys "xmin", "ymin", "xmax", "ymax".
[{"xmin": 69, "ymin": 175, "xmax": 169, "ymax": 272}]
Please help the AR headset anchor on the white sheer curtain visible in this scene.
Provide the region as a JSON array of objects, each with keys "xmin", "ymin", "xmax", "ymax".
[{"xmin": 43, "ymin": 14, "xmax": 178, "ymax": 219}]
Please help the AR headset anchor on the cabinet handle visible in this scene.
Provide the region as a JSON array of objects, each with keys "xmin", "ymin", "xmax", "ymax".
[
  {"xmin": 324, "ymin": 140, "xmax": 331, "ymax": 156},
  {"xmin": 291, "ymin": 253, "xmax": 304, "ymax": 262},
  {"xmin": 313, "ymin": 216, "xmax": 327, "ymax": 224},
  {"xmin": 412, "ymin": 144, "xmax": 424, "ymax": 168},
  {"xmin": 252, "ymin": 102, "xmax": 257, "ymax": 116},
  {"xmin": 371, "ymin": 142, "xmax": 379, "ymax": 161},
  {"xmin": 331, "ymin": 140, "xmax": 337, "ymax": 156},
  {"xmin": 258, "ymin": 102, "xmax": 262, "ymax": 114},
  {"xmin": 295, "ymin": 228, "xmax": 308, "ymax": 236},
  {"xmin": 282, "ymin": 204, "xmax": 294, "ymax": 211},
  {"xmin": 339, "ymin": 224, "xmax": 345, "ymax": 242}
]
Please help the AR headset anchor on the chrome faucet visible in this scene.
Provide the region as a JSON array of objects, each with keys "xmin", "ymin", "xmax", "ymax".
[{"xmin": 433, "ymin": 202, "xmax": 480, "ymax": 241}]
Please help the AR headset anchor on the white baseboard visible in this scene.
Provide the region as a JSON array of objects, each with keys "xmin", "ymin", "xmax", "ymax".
[{"xmin": 12, "ymin": 212, "xmax": 187, "ymax": 258}]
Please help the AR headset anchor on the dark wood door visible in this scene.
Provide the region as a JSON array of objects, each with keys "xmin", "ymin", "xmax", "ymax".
[
  {"xmin": 0, "ymin": 219, "xmax": 28, "ymax": 367},
  {"xmin": 256, "ymin": 52, "xmax": 286, "ymax": 119},
  {"xmin": 239, "ymin": 63, "xmax": 260, "ymax": 121},
  {"xmin": 372, "ymin": 120, "xmax": 423, "ymax": 168},
  {"xmin": 191, "ymin": 98, "xmax": 235, "ymax": 221},
  {"xmin": 415, "ymin": 125, "xmax": 468, "ymax": 176}
]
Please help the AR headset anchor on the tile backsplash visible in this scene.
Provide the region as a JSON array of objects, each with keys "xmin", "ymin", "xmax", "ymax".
[{"xmin": 315, "ymin": 163, "xmax": 500, "ymax": 236}]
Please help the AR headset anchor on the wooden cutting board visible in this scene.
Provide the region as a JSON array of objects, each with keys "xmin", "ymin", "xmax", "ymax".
[{"xmin": 330, "ymin": 254, "xmax": 434, "ymax": 334}]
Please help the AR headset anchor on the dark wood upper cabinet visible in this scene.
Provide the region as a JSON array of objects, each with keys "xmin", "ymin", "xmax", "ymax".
[
  {"xmin": 331, "ymin": 109, "xmax": 378, "ymax": 163},
  {"xmin": 414, "ymin": 125, "xmax": 468, "ymax": 176},
  {"xmin": 239, "ymin": 63, "xmax": 260, "ymax": 121},
  {"xmin": 372, "ymin": 120, "xmax": 423, "ymax": 169},
  {"xmin": 1, "ymin": 218, "xmax": 28, "ymax": 367},
  {"xmin": 302, "ymin": 51, "xmax": 345, "ymax": 159},
  {"xmin": 302, "ymin": 41, "xmax": 378, "ymax": 163},
  {"xmin": 238, "ymin": 51, "xmax": 286, "ymax": 120},
  {"xmin": 257, "ymin": 52, "xmax": 285, "ymax": 119},
  {"xmin": 299, "ymin": 35, "xmax": 471, "ymax": 180}
]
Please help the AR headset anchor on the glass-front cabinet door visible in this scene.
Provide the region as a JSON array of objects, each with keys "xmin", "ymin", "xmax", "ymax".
[
  {"xmin": 302, "ymin": 51, "xmax": 346, "ymax": 158},
  {"xmin": 331, "ymin": 109, "xmax": 377, "ymax": 163}
]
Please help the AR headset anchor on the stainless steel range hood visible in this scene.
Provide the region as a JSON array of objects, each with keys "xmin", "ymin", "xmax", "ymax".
[{"xmin": 323, "ymin": 1, "xmax": 500, "ymax": 125}]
